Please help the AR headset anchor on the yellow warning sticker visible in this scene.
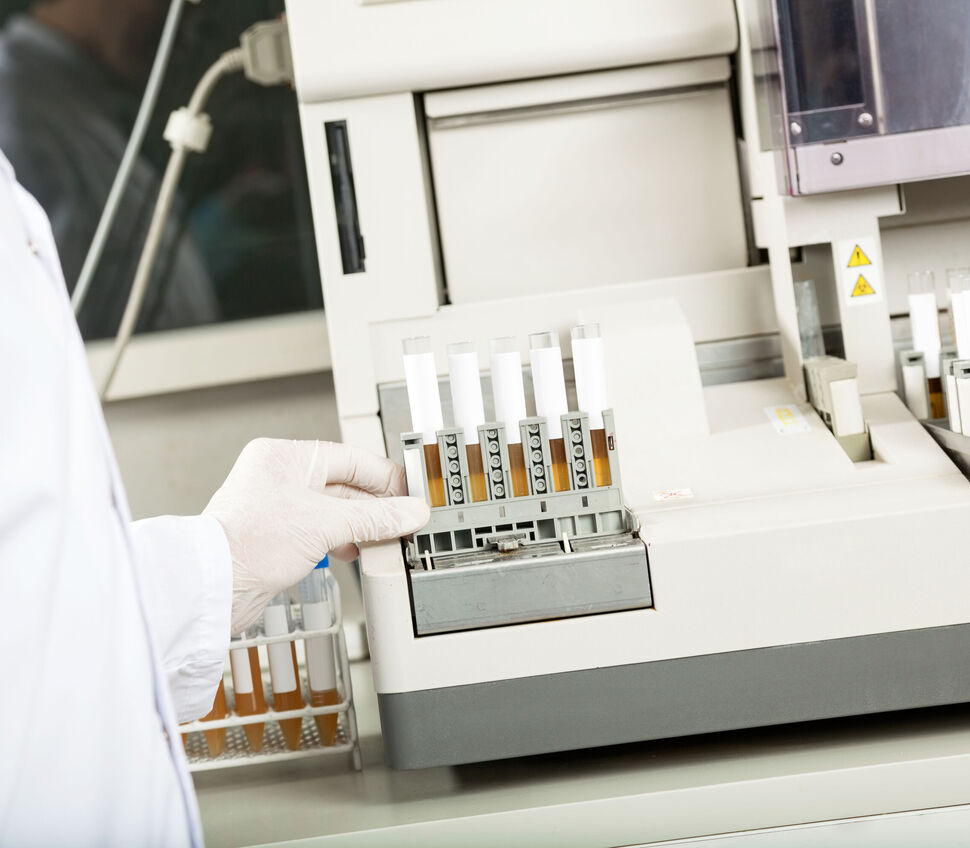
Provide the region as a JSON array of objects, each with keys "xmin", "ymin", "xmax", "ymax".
[
  {"xmin": 847, "ymin": 244, "xmax": 872, "ymax": 267},
  {"xmin": 851, "ymin": 274, "xmax": 876, "ymax": 297}
]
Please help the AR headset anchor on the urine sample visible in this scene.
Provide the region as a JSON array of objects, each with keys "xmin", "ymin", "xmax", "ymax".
[
  {"xmin": 447, "ymin": 341, "xmax": 487, "ymax": 502},
  {"xmin": 489, "ymin": 337, "xmax": 530, "ymax": 497},
  {"xmin": 907, "ymin": 271, "xmax": 944, "ymax": 418},
  {"xmin": 263, "ymin": 592, "xmax": 304, "ymax": 751},
  {"xmin": 570, "ymin": 323, "xmax": 611, "ymax": 487},
  {"xmin": 947, "ymin": 268, "xmax": 970, "ymax": 360},
  {"xmin": 402, "ymin": 337, "xmax": 446, "ymax": 507},
  {"xmin": 200, "ymin": 678, "xmax": 227, "ymax": 757},
  {"xmin": 529, "ymin": 331, "xmax": 570, "ymax": 492},
  {"xmin": 229, "ymin": 632, "xmax": 266, "ymax": 752},
  {"xmin": 299, "ymin": 558, "xmax": 339, "ymax": 745}
]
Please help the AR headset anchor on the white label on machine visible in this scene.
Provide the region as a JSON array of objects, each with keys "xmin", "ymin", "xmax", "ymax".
[
  {"xmin": 958, "ymin": 377, "xmax": 970, "ymax": 437},
  {"xmin": 263, "ymin": 605, "xmax": 298, "ymax": 694},
  {"xmin": 908, "ymin": 292, "xmax": 942, "ymax": 377},
  {"xmin": 835, "ymin": 237, "xmax": 884, "ymax": 307},
  {"xmin": 953, "ymin": 292, "xmax": 970, "ymax": 360},
  {"xmin": 229, "ymin": 647, "xmax": 254, "ymax": 694},
  {"xmin": 764, "ymin": 405, "xmax": 811, "ymax": 435},
  {"xmin": 302, "ymin": 602, "xmax": 336, "ymax": 691},
  {"xmin": 947, "ymin": 374, "xmax": 962, "ymax": 432},
  {"xmin": 829, "ymin": 378, "xmax": 866, "ymax": 436},
  {"xmin": 901, "ymin": 365, "xmax": 930, "ymax": 420}
]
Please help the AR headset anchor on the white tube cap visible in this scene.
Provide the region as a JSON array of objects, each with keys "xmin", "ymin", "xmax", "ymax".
[
  {"xmin": 570, "ymin": 323, "xmax": 608, "ymax": 429},
  {"xmin": 447, "ymin": 342, "xmax": 485, "ymax": 445},
  {"xmin": 489, "ymin": 337, "xmax": 527, "ymax": 444},
  {"xmin": 529, "ymin": 331, "xmax": 568, "ymax": 439},
  {"xmin": 402, "ymin": 337, "xmax": 443, "ymax": 444}
]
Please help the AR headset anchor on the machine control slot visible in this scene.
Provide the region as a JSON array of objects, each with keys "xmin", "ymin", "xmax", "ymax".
[{"xmin": 324, "ymin": 120, "xmax": 366, "ymax": 274}]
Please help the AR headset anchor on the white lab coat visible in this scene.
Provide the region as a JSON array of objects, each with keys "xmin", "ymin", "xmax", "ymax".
[{"xmin": 0, "ymin": 149, "xmax": 231, "ymax": 846}]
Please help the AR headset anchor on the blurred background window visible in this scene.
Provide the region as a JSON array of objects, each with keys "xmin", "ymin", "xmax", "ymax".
[{"xmin": 0, "ymin": 0, "xmax": 322, "ymax": 340}]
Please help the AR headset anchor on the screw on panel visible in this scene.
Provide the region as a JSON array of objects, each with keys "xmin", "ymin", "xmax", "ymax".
[
  {"xmin": 830, "ymin": 152, "xmax": 844, "ymax": 165},
  {"xmin": 857, "ymin": 112, "xmax": 873, "ymax": 128},
  {"xmin": 790, "ymin": 121, "xmax": 802, "ymax": 136}
]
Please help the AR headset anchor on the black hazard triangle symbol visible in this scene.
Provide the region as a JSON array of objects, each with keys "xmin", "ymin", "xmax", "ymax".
[
  {"xmin": 847, "ymin": 244, "xmax": 872, "ymax": 267},
  {"xmin": 851, "ymin": 274, "xmax": 876, "ymax": 297}
]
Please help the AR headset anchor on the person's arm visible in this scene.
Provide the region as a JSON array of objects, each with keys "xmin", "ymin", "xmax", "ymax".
[
  {"xmin": 134, "ymin": 438, "xmax": 429, "ymax": 723},
  {"xmin": 131, "ymin": 515, "xmax": 232, "ymax": 722}
]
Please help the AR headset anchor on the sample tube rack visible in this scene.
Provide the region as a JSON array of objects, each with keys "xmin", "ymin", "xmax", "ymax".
[
  {"xmin": 179, "ymin": 576, "xmax": 362, "ymax": 772},
  {"xmin": 402, "ymin": 408, "xmax": 652, "ymax": 636}
]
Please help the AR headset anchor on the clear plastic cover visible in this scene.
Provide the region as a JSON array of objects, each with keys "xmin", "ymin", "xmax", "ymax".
[
  {"xmin": 446, "ymin": 340, "xmax": 476, "ymax": 356},
  {"xmin": 570, "ymin": 323, "xmax": 601, "ymax": 341},
  {"xmin": 489, "ymin": 336, "xmax": 519, "ymax": 355},
  {"xmin": 528, "ymin": 330, "xmax": 560, "ymax": 350},
  {"xmin": 907, "ymin": 270, "xmax": 935, "ymax": 296},
  {"xmin": 402, "ymin": 336, "xmax": 433, "ymax": 355}
]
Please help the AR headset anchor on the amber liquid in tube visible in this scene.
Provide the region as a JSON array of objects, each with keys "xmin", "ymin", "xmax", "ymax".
[
  {"xmin": 507, "ymin": 443, "xmax": 530, "ymax": 497},
  {"xmin": 310, "ymin": 689, "xmax": 340, "ymax": 745},
  {"xmin": 590, "ymin": 429, "xmax": 612, "ymax": 487},
  {"xmin": 265, "ymin": 597, "xmax": 305, "ymax": 751},
  {"xmin": 466, "ymin": 447, "xmax": 488, "ymax": 502},
  {"xmin": 201, "ymin": 679, "xmax": 227, "ymax": 757},
  {"xmin": 273, "ymin": 642, "xmax": 305, "ymax": 751},
  {"xmin": 423, "ymin": 443, "xmax": 446, "ymax": 508},
  {"xmin": 549, "ymin": 439, "xmax": 570, "ymax": 492},
  {"xmin": 231, "ymin": 646, "xmax": 266, "ymax": 752},
  {"xmin": 929, "ymin": 377, "xmax": 945, "ymax": 419}
]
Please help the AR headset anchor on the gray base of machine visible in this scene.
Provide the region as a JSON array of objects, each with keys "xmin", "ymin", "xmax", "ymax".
[
  {"xmin": 377, "ymin": 623, "xmax": 970, "ymax": 769},
  {"xmin": 409, "ymin": 538, "xmax": 651, "ymax": 635}
]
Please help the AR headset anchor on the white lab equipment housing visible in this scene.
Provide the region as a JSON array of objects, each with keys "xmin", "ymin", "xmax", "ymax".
[{"xmin": 285, "ymin": 0, "xmax": 970, "ymax": 768}]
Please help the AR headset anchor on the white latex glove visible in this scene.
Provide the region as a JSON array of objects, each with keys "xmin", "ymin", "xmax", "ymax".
[{"xmin": 204, "ymin": 438, "xmax": 429, "ymax": 634}]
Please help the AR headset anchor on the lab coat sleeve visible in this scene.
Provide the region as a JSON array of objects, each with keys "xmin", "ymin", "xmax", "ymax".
[{"xmin": 130, "ymin": 515, "xmax": 233, "ymax": 722}]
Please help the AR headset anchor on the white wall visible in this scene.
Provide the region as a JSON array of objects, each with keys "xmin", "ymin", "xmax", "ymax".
[{"xmin": 104, "ymin": 371, "xmax": 340, "ymax": 520}]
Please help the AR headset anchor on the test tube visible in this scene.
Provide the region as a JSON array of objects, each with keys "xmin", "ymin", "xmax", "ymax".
[
  {"xmin": 298, "ymin": 558, "xmax": 339, "ymax": 746},
  {"xmin": 907, "ymin": 271, "xmax": 944, "ymax": 418},
  {"xmin": 402, "ymin": 337, "xmax": 446, "ymax": 507},
  {"xmin": 529, "ymin": 331, "xmax": 570, "ymax": 492},
  {"xmin": 199, "ymin": 678, "xmax": 227, "ymax": 757},
  {"xmin": 263, "ymin": 591, "xmax": 304, "ymax": 751},
  {"xmin": 947, "ymin": 268, "xmax": 970, "ymax": 361},
  {"xmin": 229, "ymin": 631, "xmax": 266, "ymax": 752},
  {"xmin": 489, "ymin": 337, "xmax": 530, "ymax": 497},
  {"xmin": 447, "ymin": 342, "xmax": 487, "ymax": 502},
  {"xmin": 570, "ymin": 323, "xmax": 611, "ymax": 487}
]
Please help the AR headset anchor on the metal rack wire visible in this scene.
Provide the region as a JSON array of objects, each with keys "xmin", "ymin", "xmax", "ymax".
[{"xmin": 180, "ymin": 577, "xmax": 361, "ymax": 772}]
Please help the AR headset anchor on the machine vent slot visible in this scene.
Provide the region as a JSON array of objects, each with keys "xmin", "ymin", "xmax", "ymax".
[{"xmin": 324, "ymin": 121, "xmax": 366, "ymax": 274}]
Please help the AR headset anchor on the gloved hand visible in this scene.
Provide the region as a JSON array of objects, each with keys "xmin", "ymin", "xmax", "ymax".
[{"xmin": 204, "ymin": 438, "xmax": 429, "ymax": 634}]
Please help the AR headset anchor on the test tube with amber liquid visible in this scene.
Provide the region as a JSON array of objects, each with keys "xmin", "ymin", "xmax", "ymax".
[
  {"xmin": 263, "ymin": 591, "xmax": 304, "ymax": 750},
  {"xmin": 908, "ymin": 271, "xmax": 945, "ymax": 419},
  {"xmin": 229, "ymin": 631, "xmax": 266, "ymax": 752},
  {"xmin": 489, "ymin": 337, "xmax": 530, "ymax": 497},
  {"xmin": 299, "ymin": 557, "xmax": 339, "ymax": 745},
  {"xmin": 529, "ymin": 331, "xmax": 570, "ymax": 492},
  {"xmin": 571, "ymin": 323, "xmax": 612, "ymax": 487},
  {"xmin": 200, "ymin": 678, "xmax": 228, "ymax": 757},
  {"xmin": 403, "ymin": 337, "xmax": 446, "ymax": 507},
  {"xmin": 448, "ymin": 341, "xmax": 488, "ymax": 502}
]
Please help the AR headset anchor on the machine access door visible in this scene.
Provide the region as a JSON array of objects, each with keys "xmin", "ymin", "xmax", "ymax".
[{"xmin": 424, "ymin": 59, "xmax": 748, "ymax": 305}]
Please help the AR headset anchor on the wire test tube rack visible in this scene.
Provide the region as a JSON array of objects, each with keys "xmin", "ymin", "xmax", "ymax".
[{"xmin": 179, "ymin": 573, "xmax": 362, "ymax": 772}]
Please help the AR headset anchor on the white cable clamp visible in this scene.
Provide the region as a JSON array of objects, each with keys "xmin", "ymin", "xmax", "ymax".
[{"xmin": 163, "ymin": 107, "xmax": 213, "ymax": 153}]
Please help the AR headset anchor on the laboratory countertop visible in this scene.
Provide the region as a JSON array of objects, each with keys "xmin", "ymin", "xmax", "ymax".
[{"xmin": 194, "ymin": 661, "xmax": 970, "ymax": 848}]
